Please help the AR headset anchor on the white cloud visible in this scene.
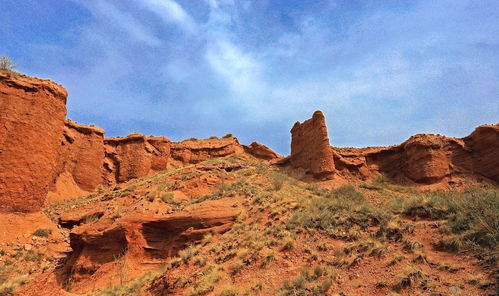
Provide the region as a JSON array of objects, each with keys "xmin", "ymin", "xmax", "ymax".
[
  {"xmin": 84, "ymin": 1, "xmax": 162, "ymax": 46},
  {"xmin": 205, "ymin": 39, "xmax": 262, "ymax": 94},
  {"xmin": 139, "ymin": 0, "xmax": 197, "ymax": 33}
]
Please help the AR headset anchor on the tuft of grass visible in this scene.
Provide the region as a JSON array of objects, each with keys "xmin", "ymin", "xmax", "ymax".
[
  {"xmin": 217, "ymin": 284, "xmax": 240, "ymax": 296},
  {"xmin": 260, "ymin": 248, "xmax": 276, "ymax": 267},
  {"xmin": 359, "ymin": 182, "xmax": 383, "ymax": 190},
  {"xmin": 0, "ymin": 275, "xmax": 29, "ymax": 295},
  {"xmin": 188, "ymin": 268, "xmax": 222, "ymax": 296},
  {"xmin": 228, "ymin": 259, "xmax": 244, "ymax": 275},
  {"xmin": 392, "ymin": 264, "xmax": 424, "ymax": 292},
  {"xmin": 222, "ymin": 133, "xmax": 233, "ymax": 138},
  {"xmin": 179, "ymin": 245, "xmax": 199, "ymax": 263},
  {"xmin": 288, "ymin": 185, "xmax": 392, "ymax": 241},
  {"xmin": 85, "ymin": 271, "xmax": 160, "ymax": 296},
  {"xmin": 277, "ymin": 266, "xmax": 334, "ymax": 296},
  {"xmin": 24, "ymin": 250, "xmax": 43, "ymax": 262},
  {"xmin": 270, "ymin": 172, "xmax": 287, "ymax": 191},
  {"xmin": 392, "ymin": 193, "xmax": 452, "ymax": 220},
  {"xmin": 33, "ymin": 228, "xmax": 52, "ymax": 237}
]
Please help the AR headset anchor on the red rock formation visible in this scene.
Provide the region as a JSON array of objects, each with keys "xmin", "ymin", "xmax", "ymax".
[
  {"xmin": 62, "ymin": 198, "xmax": 240, "ymax": 293},
  {"xmin": 334, "ymin": 125, "xmax": 499, "ymax": 185},
  {"xmin": 47, "ymin": 120, "xmax": 106, "ymax": 203},
  {"xmin": 170, "ymin": 137, "xmax": 243, "ymax": 165},
  {"xmin": 402, "ymin": 134, "xmax": 452, "ymax": 183},
  {"xmin": 243, "ymin": 142, "xmax": 281, "ymax": 160},
  {"xmin": 464, "ymin": 124, "xmax": 499, "ymax": 183},
  {"xmin": 289, "ymin": 111, "xmax": 335, "ymax": 179},
  {"xmin": 0, "ymin": 73, "xmax": 67, "ymax": 212},
  {"xmin": 104, "ymin": 134, "xmax": 171, "ymax": 184}
]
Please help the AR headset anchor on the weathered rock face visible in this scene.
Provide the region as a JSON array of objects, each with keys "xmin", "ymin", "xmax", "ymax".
[
  {"xmin": 243, "ymin": 142, "xmax": 281, "ymax": 160},
  {"xmin": 61, "ymin": 120, "xmax": 106, "ymax": 191},
  {"xmin": 334, "ymin": 125, "xmax": 499, "ymax": 185},
  {"xmin": 289, "ymin": 111, "xmax": 335, "ymax": 179},
  {"xmin": 47, "ymin": 120, "xmax": 106, "ymax": 203},
  {"xmin": 0, "ymin": 73, "xmax": 67, "ymax": 212},
  {"xmin": 62, "ymin": 198, "xmax": 240, "ymax": 293},
  {"xmin": 104, "ymin": 135, "xmax": 171, "ymax": 184},
  {"xmin": 170, "ymin": 137, "xmax": 244, "ymax": 165},
  {"xmin": 464, "ymin": 124, "xmax": 499, "ymax": 183},
  {"xmin": 402, "ymin": 134, "xmax": 452, "ymax": 183}
]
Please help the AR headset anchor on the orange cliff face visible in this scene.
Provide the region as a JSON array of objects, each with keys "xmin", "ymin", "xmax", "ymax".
[
  {"xmin": 104, "ymin": 134, "xmax": 171, "ymax": 184},
  {"xmin": 0, "ymin": 73, "xmax": 68, "ymax": 212},
  {"xmin": 333, "ymin": 124, "xmax": 499, "ymax": 186},
  {"xmin": 0, "ymin": 73, "xmax": 276, "ymax": 212},
  {"xmin": 1, "ymin": 71, "xmax": 496, "ymax": 214},
  {"xmin": 282, "ymin": 110, "xmax": 498, "ymax": 187},
  {"xmin": 288, "ymin": 110, "xmax": 335, "ymax": 179},
  {"xmin": 47, "ymin": 120, "xmax": 106, "ymax": 204}
]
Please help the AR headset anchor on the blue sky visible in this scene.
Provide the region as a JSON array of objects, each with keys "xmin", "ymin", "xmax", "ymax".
[{"xmin": 1, "ymin": 0, "xmax": 498, "ymax": 154}]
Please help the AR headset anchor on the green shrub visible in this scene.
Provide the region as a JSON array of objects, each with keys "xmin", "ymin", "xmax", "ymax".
[
  {"xmin": 33, "ymin": 228, "xmax": 52, "ymax": 237},
  {"xmin": 24, "ymin": 250, "xmax": 43, "ymax": 262},
  {"xmin": 436, "ymin": 188, "xmax": 498, "ymax": 262},
  {"xmin": 393, "ymin": 193, "xmax": 453, "ymax": 219},
  {"xmin": 287, "ymin": 185, "xmax": 389, "ymax": 240}
]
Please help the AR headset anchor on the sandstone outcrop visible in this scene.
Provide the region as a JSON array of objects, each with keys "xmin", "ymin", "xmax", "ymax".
[
  {"xmin": 170, "ymin": 137, "xmax": 243, "ymax": 165},
  {"xmin": 1, "ymin": 71, "xmax": 497, "ymax": 214},
  {"xmin": 334, "ymin": 125, "xmax": 499, "ymax": 185},
  {"xmin": 104, "ymin": 134, "xmax": 171, "ymax": 184},
  {"xmin": 464, "ymin": 124, "xmax": 499, "ymax": 183},
  {"xmin": 243, "ymin": 142, "xmax": 281, "ymax": 160},
  {"xmin": 61, "ymin": 198, "xmax": 240, "ymax": 293},
  {"xmin": 47, "ymin": 120, "xmax": 106, "ymax": 203},
  {"xmin": 289, "ymin": 111, "xmax": 335, "ymax": 179},
  {"xmin": 0, "ymin": 73, "xmax": 67, "ymax": 212}
]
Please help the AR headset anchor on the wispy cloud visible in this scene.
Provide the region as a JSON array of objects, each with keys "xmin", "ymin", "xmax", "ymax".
[
  {"xmin": 138, "ymin": 0, "xmax": 197, "ymax": 33},
  {"xmin": 2, "ymin": 0, "xmax": 497, "ymax": 153}
]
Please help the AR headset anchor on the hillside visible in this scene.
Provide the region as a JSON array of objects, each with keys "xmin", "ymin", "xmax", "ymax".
[{"xmin": 0, "ymin": 73, "xmax": 497, "ymax": 295}]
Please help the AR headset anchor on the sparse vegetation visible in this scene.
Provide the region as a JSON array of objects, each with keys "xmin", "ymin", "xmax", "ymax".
[
  {"xmin": 3, "ymin": 154, "xmax": 496, "ymax": 296},
  {"xmin": 277, "ymin": 266, "xmax": 334, "ymax": 296},
  {"xmin": 84, "ymin": 271, "xmax": 160, "ymax": 296},
  {"xmin": 32, "ymin": 228, "xmax": 52, "ymax": 237},
  {"xmin": 0, "ymin": 56, "xmax": 16, "ymax": 72}
]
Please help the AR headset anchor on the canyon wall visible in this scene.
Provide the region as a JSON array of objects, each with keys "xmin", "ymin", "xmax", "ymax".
[
  {"xmin": 1, "ymin": 72, "xmax": 496, "ymax": 213},
  {"xmin": 47, "ymin": 120, "xmax": 106, "ymax": 204},
  {"xmin": 0, "ymin": 74, "xmax": 259, "ymax": 212},
  {"xmin": 0, "ymin": 73, "xmax": 67, "ymax": 212},
  {"xmin": 334, "ymin": 125, "xmax": 499, "ymax": 184},
  {"xmin": 104, "ymin": 135, "xmax": 171, "ymax": 184},
  {"xmin": 170, "ymin": 137, "xmax": 244, "ymax": 165}
]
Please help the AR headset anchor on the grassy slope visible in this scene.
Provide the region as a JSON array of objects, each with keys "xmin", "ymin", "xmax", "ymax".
[{"xmin": 3, "ymin": 155, "xmax": 498, "ymax": 295}]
